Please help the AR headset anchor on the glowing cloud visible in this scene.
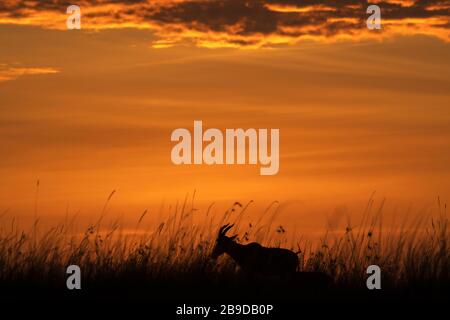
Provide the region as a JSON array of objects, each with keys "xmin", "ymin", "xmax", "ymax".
[
  {"xmin": 0, "ymin": 0, "xmax": 448, "ymax": 47},
  {"xmin": 0, "ymin": 64, "xmax": 59, "ymax": 82}
]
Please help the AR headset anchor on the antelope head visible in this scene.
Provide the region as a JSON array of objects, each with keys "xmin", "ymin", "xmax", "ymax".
[{"xmin": 211, "ymin": 223, "xmax": 237, "ymax": 259}]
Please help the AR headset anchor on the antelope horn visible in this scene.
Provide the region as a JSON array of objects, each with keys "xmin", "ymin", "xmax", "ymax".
[
  {"xmin": 219, "ymin": 224, "xmax": 228, "ymax": 232},
  {"xmin": 222, "ymin": 223, "xmax": 234, "ymax": 235},
  {"xmin": 219, "ymin": 224, "xmax": 230, "ymax": 236}
]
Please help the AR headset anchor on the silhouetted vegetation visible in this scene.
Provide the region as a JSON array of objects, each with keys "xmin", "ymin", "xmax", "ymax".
[{"xmin": 0, "ymin": 195, "xmax": 448, "ymax": 302}]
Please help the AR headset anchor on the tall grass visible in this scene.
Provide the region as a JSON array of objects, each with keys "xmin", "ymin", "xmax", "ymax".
[{"xmin": 0, "ymin": 194, "xmax": 448, "ymax": 298}]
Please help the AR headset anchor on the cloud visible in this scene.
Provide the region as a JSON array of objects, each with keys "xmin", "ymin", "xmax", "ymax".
[
  {"xmin": 0, "ymin": 0, "xmax": 448, "ymax": 47},
  {"xmin": 0, "ymin": 64, "xmax": 59, "ymax": 82}
]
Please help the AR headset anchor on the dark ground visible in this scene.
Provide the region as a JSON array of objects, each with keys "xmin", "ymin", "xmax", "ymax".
[{"xmin": 1, "ymin": 271, "xmax": 448, "ymax": 319}]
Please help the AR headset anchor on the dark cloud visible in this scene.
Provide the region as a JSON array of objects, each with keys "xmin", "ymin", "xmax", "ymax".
[
  {"xmin": 148, "ymin": 1, "xmax": 279, "ymax": 35},
  {"xmin": 0, "ymin": 0, "xmax": 448, "ymax": 46}
]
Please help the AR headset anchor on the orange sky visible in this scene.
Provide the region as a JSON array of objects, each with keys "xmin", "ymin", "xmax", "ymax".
[{"xmin": 0, "ymin": 1, "xmax": 449, "ymax": 232}]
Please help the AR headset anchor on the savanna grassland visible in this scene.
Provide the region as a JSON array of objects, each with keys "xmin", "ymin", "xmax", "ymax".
[{"xmin": 0, "ymin": 193, "xmax": 448, "ymax": 305}]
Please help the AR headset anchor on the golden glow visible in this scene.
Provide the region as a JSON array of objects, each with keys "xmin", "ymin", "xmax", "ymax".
[
  {"xmin": 426, "ymin": 4, "xmax": 450, "ymax": 11},
  {"xmin": 0, "ymin": 65, "xmax": 59, "ymax": 82},
  {"xmin": 371, "ymin": 0, "xmax": 416, "ymax": 7},
  {"xmin": 0, "ymin": 1, "xmax": 449, "ymax": 231},
  {"xmin": 265, "ymin": 4, "xmax": 337, "ymax": 13}
]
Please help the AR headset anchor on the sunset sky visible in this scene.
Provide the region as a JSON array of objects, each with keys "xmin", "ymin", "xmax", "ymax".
[{"xmin": 0, "ymin": 0, "xmax": 449, "ymax": 232}]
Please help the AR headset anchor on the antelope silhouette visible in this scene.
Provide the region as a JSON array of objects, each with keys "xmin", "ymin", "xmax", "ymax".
[
  {"xmin": 212, "ymin": 224, "xmax": 332, "ymax": 287},
  {"xmin": 211, "ymin": 223, "xmax": 298, "ymax": 276}
]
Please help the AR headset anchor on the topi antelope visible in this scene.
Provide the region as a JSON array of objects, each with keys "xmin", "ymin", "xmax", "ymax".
[{"xmin": 211, "ymin": 223, "xmax": 299, "ymax": 276}]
